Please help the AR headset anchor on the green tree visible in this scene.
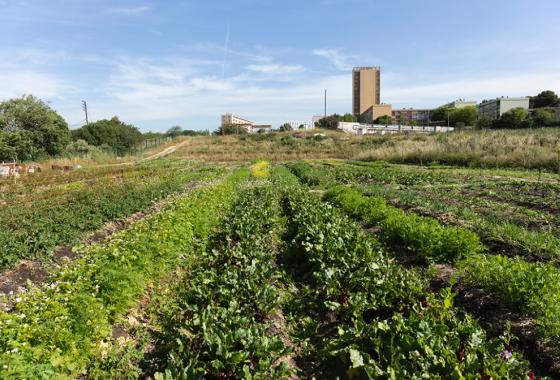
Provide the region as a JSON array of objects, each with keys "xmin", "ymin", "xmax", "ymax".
[
  {"xmin": 315, "ymin": 114, "xmax": 344, "ymax": 129},
  {"xmin": 449, "ymin": 106, "xmax": 478, "ymax": 128},
  {"xmin": 430, "ymin": 106, "xmax": 451, "ymax": 124},
  {"xmin": 72, "ymin": 116, "xmax": 142, "ymax": 155},
  {"xmin": 476, "ymin": 116, "xmax": 493, "ymax": 129},
  {"xmin": 166, "ymin": 126, "xmax": 183, "ymax": 137},
  {"xmin": 215, "ymin": 124, "xmax": 247, "ymax": 135},
  {"xmin": 0, "ymin": 95, "xmax": 70, "ymax": 158},
  {"xmin": 342, "ymin": 113, "xmax": 357, "ymax": 122},
  {"xmin": 279, "ymin": 123, "xmax": 293, "ymax": 132},
  {"xmin": 532, "ymin": 108, "xmax": 557, "ymax": 127},
  {"xmin": 374, "ymin": 115, "xmax": 392, "ymax": 125},
  {"xmin": 0, "ymin": 130, "xmax": 36, "ymax": 161},
  {"xmin": 496, "ymin": 107, "xmax": 529, "ymax": 129},
  {"xmin": 530, "ymin": 90, "xmax": 559, "ymax": 108}
]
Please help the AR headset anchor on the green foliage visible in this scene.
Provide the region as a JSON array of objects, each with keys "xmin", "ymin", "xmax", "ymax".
[
  {"xmin": 286, "ymin": 161, "xmax": 325, "ymax": 186},
  {"xmin": 279, "ymin": 123, "xmax": 293, "ymax": 131},
  {"xmin": 460, "ymin": 254, "xmax": 560, "ymax": 348},
  {"xmin": 531, "ymin": 90, "xmax": 559, "ymax": 108},
  {"xmin": 430, "ymin": 106, "xmax": 451, "ymax": 123},
  {"xmin": 158, "ymin": 185, "xmax": 291, "ymax": 379},
  {"xmin": 0, "ymin": 173, "xmax": 247, "ymax": 378},
  {"xmin": 282, "ymin": 186, "xmax": 531, "ymax": 378},
  {"xmin": 495, "ymin": 107, "xmax": 529, "ymax": 129},
  {"xmin": 315, "ymin": 114, "xmax": 345, "ymax": 129},
  {"xmin": 450, "ymin": 106, "xmax": 478, "ymax": 128},
  {"xmin": 72, "ymin": 116, "xmax": 142, "ymax": 155},
  {"xmin": 0, "ymin": 95, "xmax": 70, "ymax": 160},
  {"xmin": 532, "ymin": 108, "xmax": 558, "ymax": 127},
  {"xmin": 324, "ymin": 186, "xmax": 484, "ymax": 263},
  {"xmin": 215, "ymin": 124, "xmax": 248, "ymax": 135},
  {"xmin": 374, "ymin": 115, "xmax": 392, "ymax": 125},
  {"xmin": 476, "ymin": 116, "xmax": 493, "ymax": 129},
  {"xmin": 0, "ymin": 129, "xmax": 36, "ymax": 161},
  {"xmin": 0, "ymin": 163, "xmax": 223, "ymax": 269},
  {"xmin": 166, "ymin": 125, "xmax": 183, "ymax": 137}
]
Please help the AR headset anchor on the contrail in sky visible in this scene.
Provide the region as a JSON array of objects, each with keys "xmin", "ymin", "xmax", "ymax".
[{"xmin": 222, "ymin": 23, "xmax": 230, "ymax": 77}]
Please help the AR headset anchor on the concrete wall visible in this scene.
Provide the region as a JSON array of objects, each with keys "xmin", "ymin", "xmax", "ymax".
[
  {"xmin": 499, "ymin": 98, "xmax": 530, "ymax": 116},
  {"xmin": 338, "ymin": 121, "xmax": 454, "ymax": 135}
]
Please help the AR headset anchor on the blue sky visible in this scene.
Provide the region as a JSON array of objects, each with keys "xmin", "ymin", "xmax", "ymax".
[{"xmin": 1, "ymin": 0, "xmax": 559, "ymax": 132}]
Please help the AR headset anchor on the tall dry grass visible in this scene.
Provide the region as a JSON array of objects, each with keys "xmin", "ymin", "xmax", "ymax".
[{"xmin": 355, "ymin": 128, "xmax": 560, "ymax": 171}]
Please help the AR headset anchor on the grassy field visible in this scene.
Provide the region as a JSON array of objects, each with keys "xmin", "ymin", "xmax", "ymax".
[{"xmin": 1, "ymin": 129, "xmax": 559, "ymax": 378}]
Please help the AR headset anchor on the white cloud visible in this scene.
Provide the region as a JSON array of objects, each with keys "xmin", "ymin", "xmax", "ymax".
[
  {"xmin": 0, "ymin": 70, "xmax": 69, "ymax": 100},
  {"xmin": 312, "ymin": 49, "xmax": 353, "ymax": 71},
  {"xmin": 246, "ymin": 64, "xmax": 304, "ymax": 74},
  {"xmin": 110, "ymin": 5, "xmax": 151, "ymax": 15}
]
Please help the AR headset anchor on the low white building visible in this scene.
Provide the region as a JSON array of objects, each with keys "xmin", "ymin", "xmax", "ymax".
[{"xmin": 338, "ymin": 121, "xmax": 454, "ymax": 135}]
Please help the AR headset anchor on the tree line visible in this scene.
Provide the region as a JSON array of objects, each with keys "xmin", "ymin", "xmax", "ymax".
[
  {"xmin": 431, "ymin": 90, "xmax": 560, "ymax": 129},
  {"xmin": 0, "ymin": 95, "xmax": 207, "ymax": 162}
]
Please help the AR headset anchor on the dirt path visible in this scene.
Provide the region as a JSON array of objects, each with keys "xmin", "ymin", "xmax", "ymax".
[{"xmin": 93, "ymin": 139, "xmax": 189, "ymax": 168}]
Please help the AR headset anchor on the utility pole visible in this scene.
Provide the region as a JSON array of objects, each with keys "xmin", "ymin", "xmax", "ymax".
[
  {"xmin": 324, "ymin": 89, "xmax": 327, "ymax": 118},
  {"xmin": 82, "ymin": 100, "xmax": 89, "ymax": 124}
]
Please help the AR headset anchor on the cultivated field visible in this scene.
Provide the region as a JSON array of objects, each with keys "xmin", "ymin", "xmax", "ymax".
[{"xmin": 1, "ymin": 131, "xmax": 559, "ymax": 379}]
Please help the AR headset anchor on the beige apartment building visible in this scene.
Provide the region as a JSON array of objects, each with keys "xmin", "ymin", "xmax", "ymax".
[
  {"xmin": 221, "ymin": 113, "xmax": 255, "ymax": 128},
  {"xmin": 392, "ymin": 108, "xmax": 433, "ymax": 125},
  {"xmin": 352, "ymin": 67, "xmax": 391, "ymax": 122}
]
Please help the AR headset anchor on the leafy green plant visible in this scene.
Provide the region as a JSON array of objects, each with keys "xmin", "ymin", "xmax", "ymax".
[
  {"xmin": 281, "ymin": 185, "xmax": 532, "ymax": 378},
  {"xmin": 324, "ymin": 185, "xmax": 483, "ymax": 263},
  {"xmin": 0, "ymin": 171, "xmax": 247, "ymax": 379}
]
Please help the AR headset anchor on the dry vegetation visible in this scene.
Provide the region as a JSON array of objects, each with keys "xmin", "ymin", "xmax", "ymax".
[
  {"xmin": 171, "ymin": 128, "xmax": 560, "ymax": 172},
  {"xmin": 355, "ymin": 128, "xmax": 560, "ymax": 171}
]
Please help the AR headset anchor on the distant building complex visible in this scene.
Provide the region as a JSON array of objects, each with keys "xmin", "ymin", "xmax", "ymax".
[
  {"xmin": 444, "ymin": 99, "xmax": 477, "ymax": 109},
  {"xmin": 478, "ymin": 97, "xmax": 530, "ymax": 120},
  {"xmin": 221, "ymin": 113, "xmax": 271, "ymax": 133},
  {"xmin": 391, "ymin": 108, "xmax": 432, "ymax": 125}
]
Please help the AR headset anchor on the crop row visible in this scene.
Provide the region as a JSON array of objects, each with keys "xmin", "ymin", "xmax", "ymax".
[
  {"xmin": 356, "ymin": 182, "xmax": 560, "ymax": 262},
  {"xmin": 0, "ymin": 162, "xmax": 222, "ymax": 269},
  {"xmin": 280, "ymin": 182, "xmax": 532, "ymax": 378},
  {"xmin": 324, "ymin": 185, "xmax": 483, "ymax": 263},
  {"xmin": 320, "ymin": 180, "xmax": 560, "ymax": 373},
  {"xmin": 459, "ymin": 254, "xmax": 560, "ymax": 355},
  {"xmin": 0, "ymin": 170, "xmax": 247, "ymax": 379},
  {"xmin": 292, "ymin": 160, "xmax": 560, "ymax": 263},
  {"xmin": 153, "ymin": 183, "xmax": 291, "ymax": 379}
]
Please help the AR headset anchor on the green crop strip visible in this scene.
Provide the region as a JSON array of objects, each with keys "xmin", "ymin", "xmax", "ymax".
[
  {"xmin": 0, "ymin": 169, "xmax": 248, "ymax": 379},
  {"xmin": 280, "ymin": 183, "xmax": 532, "ymax": 378},
  {"xmin": 459, "ymin": 254, "xmax": 560, "ymax": 355},
  {"xmin": 355, "ymin": 181, "xmax": 560, "ymax": 262},
  {"xmin": 324, "ymin": 185, "xmax": 483, "ymax": 263},
  {"xmin": 0, "ymin": 161, "xmax": 224, "ymax": 269},
  {"xmin": 153, "ymin": 183, "xmax": 292, "ymax": 379}
]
